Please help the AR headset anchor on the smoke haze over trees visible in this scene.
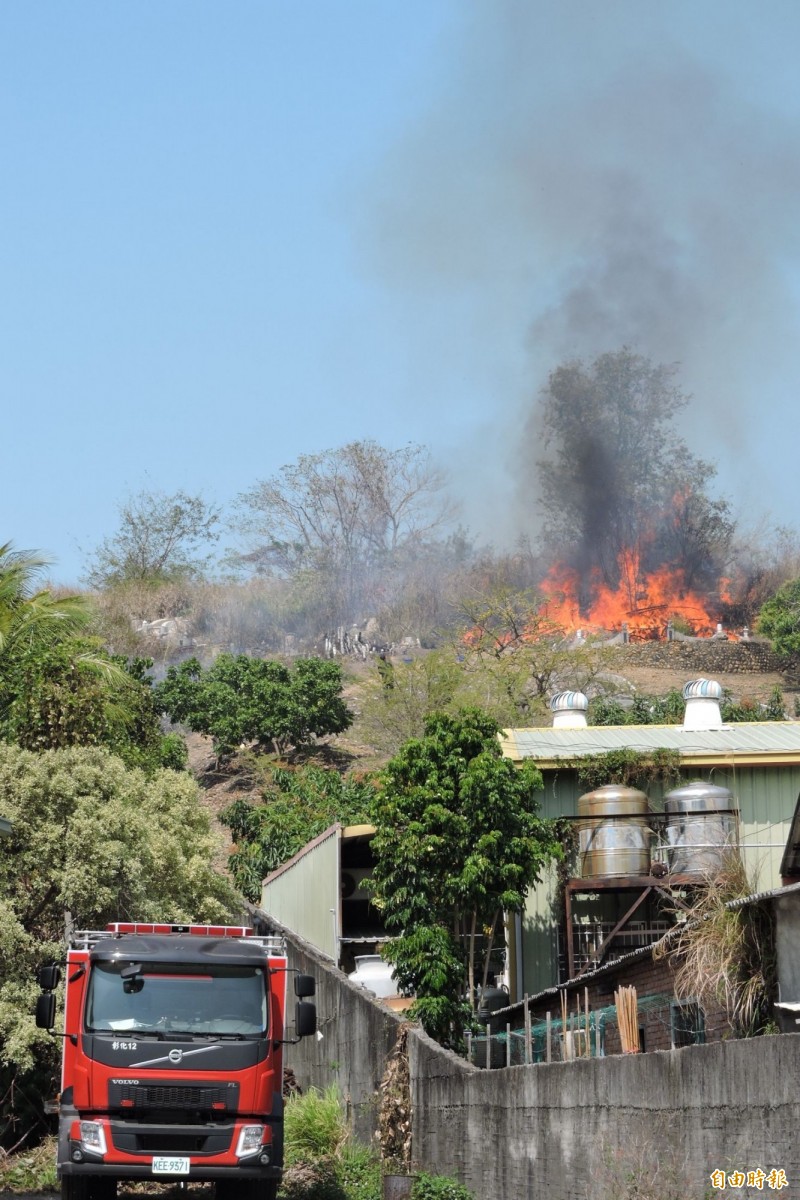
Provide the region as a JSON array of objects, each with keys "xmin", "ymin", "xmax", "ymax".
[
  {"xmin": 231, "ymin": 439, "xmax": 459, "ymax": 634},
  {"xmin": 74, "ymin": 377, "xmax": 800, "ymax": 652}
]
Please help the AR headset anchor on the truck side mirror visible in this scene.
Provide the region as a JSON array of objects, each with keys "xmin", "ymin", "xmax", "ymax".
[
  {"xmin": 294, "ymin": 974, "xmax": 315, "ymax": 998},
  {"xmin": 38, "ymin": 964, "xmax": 61, "ymax": 991},
  {"xmin": 36, "ymin": 992, "xmax": 56, "ymax": 1030},
  {"xmin": 295, "ymin": 1001, "xmax": 317, "ymax": 1038}
]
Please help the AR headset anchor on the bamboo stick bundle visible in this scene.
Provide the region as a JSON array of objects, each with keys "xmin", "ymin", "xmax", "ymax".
[{"xmin": 615, "ymin": 985, "xmax": 640, "ymax": 1053}]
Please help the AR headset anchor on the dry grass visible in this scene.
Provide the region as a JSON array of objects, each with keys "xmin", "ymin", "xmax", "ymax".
[
  {"xmin": 598, "ymin": 1126, "xmax": 696, "ymax": 1200},
  {"xmin": 655, "ymin": 853, "xmax": 776, "ymax": 1036}
]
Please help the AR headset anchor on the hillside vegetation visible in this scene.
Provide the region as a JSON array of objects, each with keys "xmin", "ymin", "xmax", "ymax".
[{"xmin": 5, "ymin": 375, "xmax": 800, "ymax": 1152}]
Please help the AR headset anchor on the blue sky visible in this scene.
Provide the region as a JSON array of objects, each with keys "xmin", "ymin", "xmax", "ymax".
[{"xmin": 3, "ymin": 2, "xmax": 800, "ymax": 585}]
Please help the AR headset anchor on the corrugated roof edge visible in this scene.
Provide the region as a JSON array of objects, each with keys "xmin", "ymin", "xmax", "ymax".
[
  {"xmin": 261, "ymin": 822, "xmax": 342, "ymax": 888},
  {"xmin": 499, "ymin": 720, "xmax": 800, "ymax": 768}
]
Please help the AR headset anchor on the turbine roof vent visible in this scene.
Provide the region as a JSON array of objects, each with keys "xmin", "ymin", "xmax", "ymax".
[
  {"xmin": 682, "ymin": 678, "xmax": 724, "ymax": 731},
  {"xmin": 550, "ymin": 690, "xmax": 589, "ymax": 728}
]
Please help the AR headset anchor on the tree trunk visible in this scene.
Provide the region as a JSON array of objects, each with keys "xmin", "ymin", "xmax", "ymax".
[
  {"xmin": 481, "ymin": 908, "xmax": 501, "ymax": 993},
  {"xmin": 467, "ymin": 909, "xmax": 477, "ymax": 1009}
]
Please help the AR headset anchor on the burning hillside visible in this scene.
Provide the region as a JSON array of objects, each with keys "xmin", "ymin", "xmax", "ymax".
[{"xmin": 539, "ymin": 549, "xmax": 727, "ymax": 641}]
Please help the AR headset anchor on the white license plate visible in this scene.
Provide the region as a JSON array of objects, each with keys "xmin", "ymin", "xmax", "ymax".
[{"xmin": 152, "ymin": 1156, "xmax": 190, "ymax": 1175}]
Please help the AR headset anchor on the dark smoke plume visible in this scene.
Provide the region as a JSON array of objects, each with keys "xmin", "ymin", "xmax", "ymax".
[{"xmin": 363, "ymin": 1, "xmax": 800, "ymax": 545}]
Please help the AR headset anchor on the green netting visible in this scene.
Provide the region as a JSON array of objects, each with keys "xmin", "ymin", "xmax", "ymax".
[{"xmin": 468, "ymin": 993, "xmax": 673, "ymax": 1068}]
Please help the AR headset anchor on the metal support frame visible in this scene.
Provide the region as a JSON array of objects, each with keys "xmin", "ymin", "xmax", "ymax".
[{"xmin": 564, "ymin": 874, "xmax": 701, "ymax": 980}]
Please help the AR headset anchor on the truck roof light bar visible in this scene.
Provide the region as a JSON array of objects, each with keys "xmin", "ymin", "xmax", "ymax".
[
  {"xmin": 69, "ymin": 925, "xmax": 287, "ymax": 955},
  {"xmin": 107, "ymin": 923, "xmax": 253, "ymax": 937}
]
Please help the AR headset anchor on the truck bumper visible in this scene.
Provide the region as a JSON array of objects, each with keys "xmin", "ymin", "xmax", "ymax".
[
  {"xmin": 60, "ymin": 1161, "xmax": 282, "ymax": 1182},
  {"xmin": 58, "ymin": 1113, "xmax": 282, "ymax": 1183}
]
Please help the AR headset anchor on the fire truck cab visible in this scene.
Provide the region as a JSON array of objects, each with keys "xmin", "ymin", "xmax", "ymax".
[{"xmin": 36, "ymin": 922, "xmax": 316, "ymax": 1200}]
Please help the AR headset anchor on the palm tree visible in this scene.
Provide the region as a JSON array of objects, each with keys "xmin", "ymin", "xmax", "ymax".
[
  {"xmin": 0, "ymin": 543, "xmax": 132, "ymax": 740},
  {"xmin": 0, "ymin": 542, "xmax": 91, "ymax": 668}
]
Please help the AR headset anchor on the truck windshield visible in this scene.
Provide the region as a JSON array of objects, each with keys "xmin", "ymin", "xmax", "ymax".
[{"xmin": 85, "ymin": 961, "xmax": 268, "ymax": 1036}]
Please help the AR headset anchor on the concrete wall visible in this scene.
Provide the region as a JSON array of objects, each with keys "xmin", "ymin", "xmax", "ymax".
[
  {"xmin": 412, "ymin": 1031, "xmax": 800, "ymax": 1199},
  {"xmin": 275, "ymin": 920, "xmax": 404, "ymax": 1143},
  {"xmin": 270, "ymin": 913, "xmax": 800, "ymax": 1199}
]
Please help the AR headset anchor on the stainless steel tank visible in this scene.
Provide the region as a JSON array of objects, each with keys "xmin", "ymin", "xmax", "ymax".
[
  {"xmin": 577, "ymin": 785, "xmax": 651, "ymax": 878},
  {"xmin": 663, "ymin": 781, "xmax": 737, "ymax": 874}
]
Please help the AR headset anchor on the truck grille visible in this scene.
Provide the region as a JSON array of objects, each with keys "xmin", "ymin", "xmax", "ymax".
[
  {"xmin": 122, "ymin": 1084, "xmax": 230, "ymax": 1110},
  {"xmin": 108, "ymin": 1079, "xmax": 239, "ymax": 1114}
]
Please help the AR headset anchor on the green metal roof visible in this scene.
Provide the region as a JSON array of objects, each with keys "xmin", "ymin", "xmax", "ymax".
[
  {"xmin": 500, "ymin": 721, "xmax": 800, "ymax": 768},
  {"xmin": 0, "ymin": 816, "xmax": 12, "ymax": 836}
]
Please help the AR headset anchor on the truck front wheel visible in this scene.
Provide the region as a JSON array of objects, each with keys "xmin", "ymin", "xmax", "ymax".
[
  {"xmin": 61, "ymin": 1181, "xmax": 90, "ymax": 1200},
  {"xmin": 61, "ymin": 1179, "xmax": 117, "ymax": 1200},
  {"xmin": 216, "ymin": 1182, "xmax": 277, "ymax": 1200}
]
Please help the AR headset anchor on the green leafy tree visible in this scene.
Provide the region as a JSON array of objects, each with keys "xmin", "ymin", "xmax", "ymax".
[
  {"xmin": 355, "ymin": 650, "xmax": 474, "ymax": 757},
  {"xmin": 154, "ymin": 654, "xmax": 353, "ymax": 758},
  {"xmin": 0, "ymin": 544, "xmax": 177, "ymax": 768},
  {"xmin": 369, "ymin": 709, "xmax": 560, "ymax": 1045},
  {"xmin": 757, "ymin": 577, "xmax": 800, "ymax": 657},
  {"xmin": 1, "ymin": 642, "xmax": 186, "ymax": 771},
  {"xmin": 84, "ymin": 488, "xmax": 220, "ymax": 589},
  {"xmin": 0, "ymin": 744, "xmax": 238, "ymax": 1142},
  {"xmin": 222, "ymin": 765, "xmax": 375, "ymax": 901},
  {"xmin": 454, "ymin": 584, "xmax": 618, "ymax": 723}
]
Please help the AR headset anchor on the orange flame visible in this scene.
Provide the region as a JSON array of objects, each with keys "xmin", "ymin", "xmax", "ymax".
[{"xmin": 539, "ymin": 550, "xmax": 726, "ymax": 641}]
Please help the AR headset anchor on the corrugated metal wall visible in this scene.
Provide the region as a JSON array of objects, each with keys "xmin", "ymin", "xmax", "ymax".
[
  {"xmin": 521, "ymin": 764, "xmax": 800, "ymax": 995},
  {"xmin": 260, "ymin": 827, "xmax": 340, "ymax": 960},
  {"xmin": 707, "ymin": 764, "xmax": 800, "ymax": 888}
]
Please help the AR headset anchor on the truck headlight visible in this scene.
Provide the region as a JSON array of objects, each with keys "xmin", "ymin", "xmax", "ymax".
[
  {"xmin": 79, "ymin": 1121, "xmax": 107, "ymax": 1155},
  {"xmin": 235, "ymin": 1124, "xmax": 265, "ymax": 1158}
]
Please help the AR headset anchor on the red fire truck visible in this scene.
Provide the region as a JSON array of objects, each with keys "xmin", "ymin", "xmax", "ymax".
[{"xmin": 35, "ymin": 922, "xmax": 317, "ymax": 1200}]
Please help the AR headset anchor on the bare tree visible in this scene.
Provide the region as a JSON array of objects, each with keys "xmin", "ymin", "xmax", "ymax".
[
  {"xmin": 234, "ymin": 440, "xmax": 456, "ymax": 625},
  {"xmin": 85, "ymin": 489, "xmax": 221, "ymax": 589},
  {"xmin": 453, "ymin": 583, "xmax": 618, "ymax": 722}
]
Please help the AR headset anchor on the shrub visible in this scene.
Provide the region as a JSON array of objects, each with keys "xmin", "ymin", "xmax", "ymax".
[
  {"xmin": 338, "ymin": 1144, "xmax": 382, "ymax": 1200},
  {"xmin": 284, "ymin": 1086, "xmax": 349, "ymax": 1165},
  {"xmin": 412, "ymin": 1172, "xmax": 474, "ymax": 1200},
  {"xmin": 0, "ymin": 1135, "xmax": 58, "ymax": 1193}
]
